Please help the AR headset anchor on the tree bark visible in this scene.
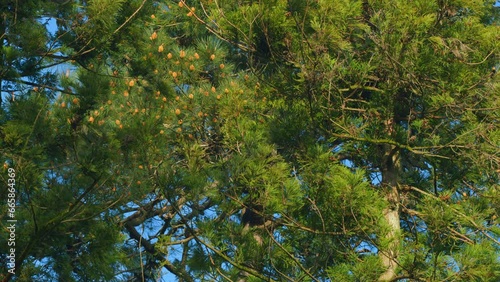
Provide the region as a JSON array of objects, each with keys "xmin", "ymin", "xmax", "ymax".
[{"xmin": 379, "ymin": 143, "xmax": 401, "ymax": 281}]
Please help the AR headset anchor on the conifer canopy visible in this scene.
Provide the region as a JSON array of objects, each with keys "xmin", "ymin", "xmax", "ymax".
[{"xmin": 1, "ymin": 0, "xmax": 499, "ymax": 281}]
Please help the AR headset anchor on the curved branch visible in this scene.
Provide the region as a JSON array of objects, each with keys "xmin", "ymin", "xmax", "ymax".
[
  {"xmin": 179, "ymin": 0, "xmax": 255, "ymax": 52},
  {"xmin": 5, "ymin": 79, "xmax": 76, "ymax": 96},
  {"xmin": 113, "ymin": 0, "xmax": 147, "ymax": 35}
]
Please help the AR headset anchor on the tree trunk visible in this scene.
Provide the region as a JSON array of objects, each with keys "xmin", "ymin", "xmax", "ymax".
[
  {"xmin": 378, "ymin": 141, "xmax": 401, "ymax": 281},
  {"xmin": 379, "ymin": 187, "xmax": 400, "ymax": 281}
]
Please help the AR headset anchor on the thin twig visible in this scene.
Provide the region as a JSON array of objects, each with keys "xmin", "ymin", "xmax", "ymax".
[
  {"xmin": 113, "ymin": 0, "xmax": 147, "ymax": 35},
  {"xmin": 265, "ymin": 228, "xmax": 320, "ymax": 282}
]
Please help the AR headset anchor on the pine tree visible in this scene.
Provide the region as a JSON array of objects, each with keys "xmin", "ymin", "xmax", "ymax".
[
  {"xmin": 1, "ymin": 0, "xmax": 499, "ymax": 281},
  {"xmin": 194, "ymin": 0, "xmax": 500, "ymax": 280},
  {"xmin": 0, "ymin": 0, "xmax": 157, "ymax": 281}
]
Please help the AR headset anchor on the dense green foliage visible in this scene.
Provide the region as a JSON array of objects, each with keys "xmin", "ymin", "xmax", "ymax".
[{"xmin": 1, "ymin": 0, "xmax": 499, "ymax": 281}]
